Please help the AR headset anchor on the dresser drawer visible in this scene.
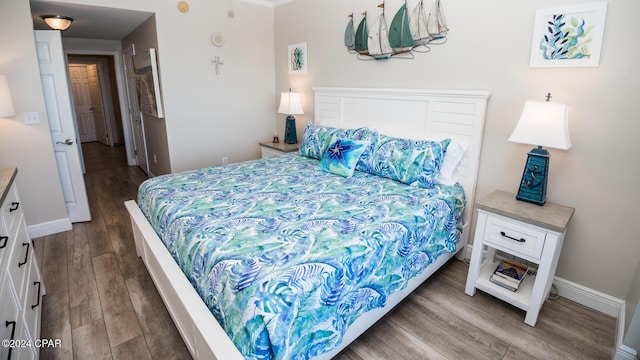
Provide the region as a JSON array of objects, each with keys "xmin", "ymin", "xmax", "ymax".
[
  {"xmin": 1, "ymin": 183, "xmax": 22, "ymax": 235},
  {"xmin": 483, "ymin": 215, "xmax": 547, "ymax": 260},
  {"xmin": 0, "ymin": 275, "xmax": 20, "ymax": 360},
  {"xmin": 22, "ymin": 258, "xmax": 43, "ymax": 345},
  {"xmin": 7, "ymin": 223, "xmax": 32, "ymax": 298},
  {"xmin": 0, "ymin": 220, "xmax": 11, "ymax": 270}
]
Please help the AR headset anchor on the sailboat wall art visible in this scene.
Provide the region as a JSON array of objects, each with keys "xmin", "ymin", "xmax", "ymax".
[{"xmin": 344, "ymin": 0, "xmax": 448, "ymax": 60}]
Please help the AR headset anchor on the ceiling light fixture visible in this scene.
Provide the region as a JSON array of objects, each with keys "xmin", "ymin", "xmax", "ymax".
[{"xmin": 41, "ymin": 15, "xmax": 74, "ymax": 31}]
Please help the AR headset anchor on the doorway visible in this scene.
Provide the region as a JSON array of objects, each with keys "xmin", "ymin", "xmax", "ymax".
[
  {"xmin": 67, "ymin": 53, "xmax": 132, "ymax": 177},
  {"xmin": 68, "ymin": 55, "xmax": 127, "ymax": 162}
]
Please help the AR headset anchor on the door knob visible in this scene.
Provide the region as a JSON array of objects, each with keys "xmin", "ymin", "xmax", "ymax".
[{"xmin": 56, "ymin": 138, "xmax": 74, "ymax": 145}]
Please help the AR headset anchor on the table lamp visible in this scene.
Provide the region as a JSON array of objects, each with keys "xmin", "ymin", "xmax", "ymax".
[
  {"xmin": 508, "ymin": 95, "xmax": 571, "ymax": 205},
  {"xmin": 277, "ymin": 89, "xmax": 303, "ymax": 144},
  {"xmin": 0, "ymin": 75, "xmax": 16, "ymax": 118}
]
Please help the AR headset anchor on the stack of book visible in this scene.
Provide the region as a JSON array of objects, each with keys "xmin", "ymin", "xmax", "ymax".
[{"xmin": 489, "ymin": 259, "xmax": 528, "ymax": 292}]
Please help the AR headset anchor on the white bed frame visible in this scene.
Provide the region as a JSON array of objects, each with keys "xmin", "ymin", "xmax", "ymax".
[{"xmin": 124, "ymin": 87, "xmax": 490, "ymax": 360}]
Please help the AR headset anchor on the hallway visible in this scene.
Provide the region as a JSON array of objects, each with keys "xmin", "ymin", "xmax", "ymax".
[
  {"xmin": 34, "ymin": 142, "xmax": 191, "ymax": 359},
  {"xmin": 81, "ymin": 142, "xmax": 129, "ymax": 173}
]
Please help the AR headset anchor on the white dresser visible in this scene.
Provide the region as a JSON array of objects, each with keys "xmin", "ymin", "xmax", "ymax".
[{"xmin": 0, "ymin": 168, "xmax": 44, "ymax": 359}]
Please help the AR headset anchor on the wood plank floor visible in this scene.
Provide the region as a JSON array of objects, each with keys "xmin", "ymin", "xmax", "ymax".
[{"xmin": 34, "ymin": 142, "xmax": 616, "ymax": 360}]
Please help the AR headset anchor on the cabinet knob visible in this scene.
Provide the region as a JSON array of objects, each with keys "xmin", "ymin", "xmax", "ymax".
[{"xmin": 9, "ymin": 202, "xmax": 19, "ymax": 212}]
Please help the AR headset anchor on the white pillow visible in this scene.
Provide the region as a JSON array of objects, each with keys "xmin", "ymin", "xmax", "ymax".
[{"xmin": 437, "ymin": 140, "xmax": 469, "ymax": 185}]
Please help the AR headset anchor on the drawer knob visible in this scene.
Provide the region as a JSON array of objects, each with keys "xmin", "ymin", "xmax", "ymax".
[
  {"xmin": 0, "ymin": 235, "xmax": 7, "ymax": 249},
  {"xmin": 9, "ymin": 202, "xmax": 19, "ymax": 212},
  {"xmin": 500, "ymin": 231, "xmax": 526, "ymax": 243}
]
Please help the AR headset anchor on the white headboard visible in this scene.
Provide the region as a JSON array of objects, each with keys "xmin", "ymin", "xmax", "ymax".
[{"xmin": 313, "ymin": 87, "xmax": 490, "ymax": 244}]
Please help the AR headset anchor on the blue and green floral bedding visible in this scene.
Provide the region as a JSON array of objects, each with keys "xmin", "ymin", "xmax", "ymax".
[{"xmin": 137, "ymin": 153, "xmax": 465, "ymax": 359}]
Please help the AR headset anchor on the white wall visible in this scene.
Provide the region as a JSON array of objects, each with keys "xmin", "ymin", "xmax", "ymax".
[
  {"xmin": 157, "ymin": 1, "xmax": 277, "ymax": 172},
  {"xmin": 0, "ymin": 0, "xmax": 69, "ymax": 227},
  {"xmin": 274, "ymin": 0, "xmax": 640, "ymax": 299}
]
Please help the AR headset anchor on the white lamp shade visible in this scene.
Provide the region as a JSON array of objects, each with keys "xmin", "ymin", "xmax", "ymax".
[
  {"xmin": 508, "ymin": 100, "xmax": 571, "ymax": 150},
  {"xmin": 0, "ymin": 75, "xmax": 16, "ymax": 118},
  {"xmin": 277, "ymin": 91, "xmax": 304, "ymax": 115}
]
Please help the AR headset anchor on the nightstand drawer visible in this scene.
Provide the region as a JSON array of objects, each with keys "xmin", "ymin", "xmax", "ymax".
[
  {"xmin": 484, "ymin": 215, "xmax": 546, "ymax": 260},
  {"xmin": 261, "ymin": 147, "xmax": 284, "ymax": 158}
]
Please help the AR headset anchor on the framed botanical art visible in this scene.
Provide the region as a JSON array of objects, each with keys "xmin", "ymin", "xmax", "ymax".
[
  {"xmin": 133, "ymin": 48, "xmax": 164, "ymax": 118},
  {"xmin": 288, "ymin": 42, "xmax": 308, "ymax": 74},
  {"xmin": 529, "ymin": 2, "xmax": 607, "ymax": 68}
]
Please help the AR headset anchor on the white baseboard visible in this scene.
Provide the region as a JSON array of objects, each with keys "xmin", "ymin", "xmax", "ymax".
[
  {"xmin": 27, "ymin": 218, "xmax": 72, "ymax": 238},
  {"xmin": 462, "ymin": 243, "xmax": 635, "ymax": 360},
  {"xmin": 553, "ymin": 276, "xmax": 623, "ymax": 318},
  {"xmin": 614, "ymin": 344, "xmax": 638, "ymax": 360}
]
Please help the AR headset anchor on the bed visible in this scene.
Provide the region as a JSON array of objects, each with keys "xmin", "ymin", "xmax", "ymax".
[{"xmin": 125, "ymin": 87, "xmax": 490, "ymax": 359}]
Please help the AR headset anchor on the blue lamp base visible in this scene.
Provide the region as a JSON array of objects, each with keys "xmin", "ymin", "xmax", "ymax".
[
  {"xmin": 516, "ymin": 146, "xmax": 549, "ymax": 206},
  {"xmin": 284, "ymin": 115, "xmax": 297, "ymax": 144}
]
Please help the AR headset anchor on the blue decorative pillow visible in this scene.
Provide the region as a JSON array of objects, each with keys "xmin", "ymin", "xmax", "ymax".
[
  {"xmin": 299, "ymin": 123, "xmax": 353, "ymax": 160},
  {"xmin": 371, "ymin": 134, "xmax": 450, "ymax": 188},
  {"xmin": 319, "ymin": 137, "xmax": 369, "ymax": 178},
  {"xmin": 299, "ymin": 122, "xmax": 378, "ymax": 160}
]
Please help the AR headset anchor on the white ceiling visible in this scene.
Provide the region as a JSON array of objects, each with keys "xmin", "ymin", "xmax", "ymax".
[{"xmin": 29, "ymin": 0, "xmax": 291, "ymax": 41}]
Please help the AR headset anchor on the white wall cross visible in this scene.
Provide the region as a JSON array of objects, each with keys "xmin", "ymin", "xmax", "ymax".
[{"xmin": 211, "ymin": 56, "xmax": 224, "ymax": 75}]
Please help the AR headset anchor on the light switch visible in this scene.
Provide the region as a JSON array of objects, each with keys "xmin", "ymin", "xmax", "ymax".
[{"xmin": 24, "ymin": 112, "xmax": 40, "ymax": 125}]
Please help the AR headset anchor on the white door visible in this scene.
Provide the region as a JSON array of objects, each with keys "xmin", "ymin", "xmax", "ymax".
[
  {"xmin": 69, "ymin": 64, "xmax": 96, "ymax": 143},
  {"xmin": 87, "ymin": 64, "xmax": 109, "ymax": 146},
  {"xmin": 123, "ymin": 45, "xmax": 148, "ymax": 174},
  {"xmin": 35, "ymin": 30, "xmax": 91, "ymax": 223}
]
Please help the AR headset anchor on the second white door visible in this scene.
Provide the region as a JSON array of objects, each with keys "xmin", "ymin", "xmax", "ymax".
[{"xmin": 35, "ymin": 30, "xmax": 91, "ymax": 222}]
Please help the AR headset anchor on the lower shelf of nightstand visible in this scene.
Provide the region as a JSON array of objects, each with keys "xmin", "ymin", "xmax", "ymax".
[{"xmin": 475, "ymin": 260, "xmax": 536, "ymax": 311}]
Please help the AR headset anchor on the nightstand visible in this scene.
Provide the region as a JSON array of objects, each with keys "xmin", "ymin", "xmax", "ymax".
[
  {"xmin": 464, "ymin": 190, "xmax": 574, "ymax": 326},
  {"xmin": 259, "ymin": 142, "xmax": 299, "ymax": 158}
]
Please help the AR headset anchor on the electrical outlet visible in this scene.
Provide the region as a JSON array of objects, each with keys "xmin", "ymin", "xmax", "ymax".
[{"xmin": 222, "ymin": 157, "xmax": 228, "ymax": 165}]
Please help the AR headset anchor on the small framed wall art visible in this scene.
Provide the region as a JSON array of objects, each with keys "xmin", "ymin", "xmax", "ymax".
[
  {"xmin": 288, "ymin": 42, "xmax": 308, "ymax": 74},
  {"xmin": 529, "ymin": 2, "xmax": 607, "ymax": 68}
]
